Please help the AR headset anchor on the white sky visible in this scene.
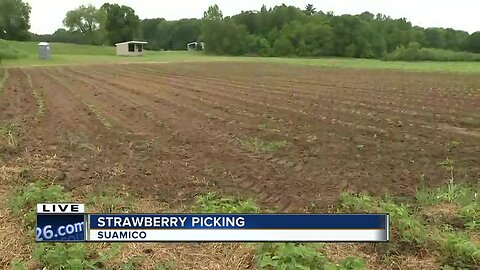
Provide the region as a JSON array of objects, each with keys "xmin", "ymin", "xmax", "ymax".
[{"xmin": 26, "ymin": 0, "xmax": 479, "ymax": 34}]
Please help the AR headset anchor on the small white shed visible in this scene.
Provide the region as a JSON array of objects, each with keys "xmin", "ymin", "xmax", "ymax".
[{"xmin": 115, "ymin": 41, "xmax": 148, "ymax": 56}]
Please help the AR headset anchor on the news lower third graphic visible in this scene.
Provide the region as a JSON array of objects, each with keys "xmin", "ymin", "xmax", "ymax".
[{"xmin": 36, "ymin": 203, "xmax": 390, "ymax": 242}]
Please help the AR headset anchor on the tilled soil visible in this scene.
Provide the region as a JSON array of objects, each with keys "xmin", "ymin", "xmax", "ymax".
[{"xmin": 1, "ymin": 62, "xmax": 479, "ymax": 211}]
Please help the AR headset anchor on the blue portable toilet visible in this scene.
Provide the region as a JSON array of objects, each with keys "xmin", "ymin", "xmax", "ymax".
[{"xmin": 38, "ymin": 42, "xmax": 51, "ymax": 60}]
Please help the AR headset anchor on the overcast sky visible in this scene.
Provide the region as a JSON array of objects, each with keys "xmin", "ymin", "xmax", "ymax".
[{"xmin": 26, "ymin": 0, "xmax": 479, "ymax": 34}]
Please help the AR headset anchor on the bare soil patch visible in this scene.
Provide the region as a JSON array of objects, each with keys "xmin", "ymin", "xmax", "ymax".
[{"xmin": 2, "ymin": 62, "xmax": 479, "ymax": 211}]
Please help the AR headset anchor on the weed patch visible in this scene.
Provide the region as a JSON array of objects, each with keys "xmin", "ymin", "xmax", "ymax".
[
  {"xmin": 194, "ymin": 193, "xmax": 368, "ymax": 269},
  {"xmin": 34, "ymin": 243, "xmax": 119, "ymax": 270},
  {"xmin": 86, "ymin": 188, "xmax": 134, "ymax": 213},
  {"xmin": 240, "ymin": 137, "xmax": 287, "ymax": 153},
  {"xmin": 340, "ymin": 156, "xmax": 479, "ymax": 267},
  {"xmin": 9, "ymin": 180, "xmax": 69, "ymax": 228},
  {"xmin": 460, "ymin": 203, "xmax": 480, "ymax": 230},
  {"xmin": 416, "ymin": 158, "xmax": 477, "ymax": 207},
  {"xmin": 0, "ymin": 122, "xmax": 19, "ymax": 152},
  {"xmin": 7, "ymin": 180, "xmax": 125, "ymax": 269},
  {"xmin": 340, "ymin": 187, "xmax": 480, "ymax": 268},
  {"xmin": 120, "ymin": 255, "xmax": 144, "ymax": 270},
  {"xmin": 63, "ymin": 132, "xmax": 86, "ymax": 149},
  {"xmin": 340, "ymin": 193, "xmax": 429, "ymax": 248},
  {"xmin": 415, "ymin": 184, "xmax": 476, "ymax": 207},
  {"xmin": 194, "ymin": 192, "xmax": 259, "ymax": 213},
  {"xmin": 257, "ymin": 243, "xmax": 366, "ymax": 270},
  {"xmin": 439, "ymin": 231, "xmax": 480, "ymax": 269},
  {"xmin": 87, "ymin": 104, "xmax": 113, "ymax": 129}
]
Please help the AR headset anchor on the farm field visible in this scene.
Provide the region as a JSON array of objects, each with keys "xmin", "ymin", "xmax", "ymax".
[{"xmin": 1, "ymin": 62, "xmax": 479, "ymax": 210}]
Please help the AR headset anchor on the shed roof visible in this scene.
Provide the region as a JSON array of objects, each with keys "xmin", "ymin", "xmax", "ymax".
[{"xmin": 115, "ymin": 41, "xmax": 148, "ymax": 46}]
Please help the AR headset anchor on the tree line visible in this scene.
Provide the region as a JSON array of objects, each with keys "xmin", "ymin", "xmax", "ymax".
[
  {"xmin": 2, "ymin": 0, "xmax": 480, "ymax": 60},
  {"xmin": 198, "ymin": 4, "xmax": 480, "ymax": 58}
]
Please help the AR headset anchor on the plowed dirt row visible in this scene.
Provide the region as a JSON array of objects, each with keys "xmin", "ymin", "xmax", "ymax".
[
  {"xmin": 80, "ymin": 65, "xmax": 478, "ymax": 175},
  {"xmin": 101, "ymin": 64, "xmax": 476, "ymax": 151},
  {"xmin": 1, "ymin": 63, "xmax": 479, "ymax": 211},
  {"xmin": 75, "ymin": 64, "xmax": 479, "ymax": 197},
  {"xmin": 133, "ymin": 63, "xmax": 479, "ymax": 113},
  {"xmin": 52, "ymin": 67, "xmax": 302, "ymax": 209}
]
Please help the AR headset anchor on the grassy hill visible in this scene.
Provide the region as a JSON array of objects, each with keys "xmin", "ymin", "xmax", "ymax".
[
  {"xmin": 0, "ymin": 39, "xmax": 159, "ymax": 66},
  {"xmin": 0, "ymin": 40, "xmax": 116, "ymax": 56},
  {"xmin": 0, "ymin": 39, "xmax": 211, "ymax": 66},
  {"xmin": 1, "ymin": 39, "xmax": 479, "ymax": 73}
]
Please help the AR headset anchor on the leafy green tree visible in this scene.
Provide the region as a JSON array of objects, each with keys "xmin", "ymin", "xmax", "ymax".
[
  {"xmin": 142, "ymin": 18, "xmax": 202, "ymax": 51},
  {"xmin": 127, "ymin": 2, "xmax": 480, "ymax": 60},
  {"xmin": 232, "ymin": 11, "xmax": 260, "ymax": 34},
  {"xmin": 425, "ymin": 28, "xmax": 446, "ymax": 49},
  {"xmin": 141, "ymin": 18, "xmax": 166, "ymax": 49},
  {"xmin": 31, "ymin": 28, "xmax": 89, "ymax": 44},
  {"xmin": 249, "ymin": 36, "xmax": 272, "ymax": 56},
  {"xmin": 345, "ymin": 44, "xmax": 357, "ymax": 57},
  {"xmin": 273, "ymin": 35, "xmax": 294, "ymax": 56},
  {"xmin": 63, "ymin": 4, "xmax": 105, "ymax": 45},
  {"xmin": 383, "ymin": 18, "xmax": 413, "ymax": 52},
  {"xmin": 465, "ymin": 32, "xmax": 480, "ymax": 53},
  {"xmin": 444, "ymin": 28, "xmax": 469, "ymax": 51},
  {"xmin": 0, "ymin": 0, "xmax": 31, "ymax": 40},
  {"xmin": 202, "ymin": 18, "xmax": 249, "ymax": 55},
  {"xmin": 101, "ymin": 3, "xmax": 140, "ymax": 45},
  {"xmin": 304, "ymin": 4, "xmax": 316, "ymax": 16},
  {"xmin": 410, "ymin": 26, "xmax": 426, "ymax": 46},
  {"xmin": 297, "ymin": 22, "xmax": 334, "ymax": 56},
  {"xmin": 330, "ymin": 15, "xmax": 359, "ymax": 56},
  {"xmin": 170, "ymin": 19, "xmax": 202, "ymax": 50},
  {"xmin": 156, "ymin": 21, "xmax": 175, "ymax": 50},
  {"xmin": 269, "ymin": 4, "xmax": 306, "ymax": 30},
  {"xmin": 203, "ymin": 4, "xmax": 223, "ymax": 21},
  {"xmin": 359, "ymin": 11, "xmax": 375, "ymax": 21}
]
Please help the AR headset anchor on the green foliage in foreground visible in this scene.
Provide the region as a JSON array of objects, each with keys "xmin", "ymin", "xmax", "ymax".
[
  {"xmin": 86, "ymin": 188, "xmax": 134, "ymax": 213},
  {"xmin": 8, "ymin": 181, "xmax": 122, "ymax": 270},
  {"xmin": 195, "ymin": 192, "xmax": 367, "ymax": 270},
  {"xmin": 415, "ymin": 163, "xmax": 479, "ymax": 232},
  {"xmin": 7, "ymin": 179, "xmax": 479, "ymax": 269},
  {"xmin": 385, "ymin": 42, "xmax": 480, "ymax": 61},
  {"xmin": 460, "ymin": 203, "xmax": 480, "ymax": 230},
  {"xmin": 439, "ymin": 231, "xmax": 480, "ymax": 269},
  {"xmin": 340, "ymin": 185, "xmax": 480, "ymax": 269},
  {"xmin": 193, "ymin": 192, "xmax": 259, "ymax": 213},
  {"xmin": 10, "ymin": 259, "xmax": 26, "ymax": 270},
  {"xmin": 415, "ymin": 179, "xmax": 477, "ymax": 207},
  {"xmin": 34, "ymin": 243, "xmax": 120, "ymax": 270},
  {"xmin": 9, "ymin": 180, "xmax": 70, "ymax": 228},
  {"xmin": 257, "ymin": 243, "xmax": 366, "ymax": 270},
  {"xmin": 340, "ymin": 193, "xmax": 429, "ymax": 247}
]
